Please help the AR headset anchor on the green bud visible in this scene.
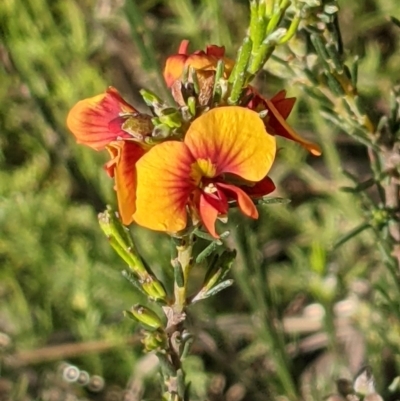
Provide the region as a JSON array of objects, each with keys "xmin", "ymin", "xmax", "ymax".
[
  {"xmin": 142, "ymin": 276, "xmax": 168, "ymax": 302},
  {"xmin": 140, "ymin": 89, "xmax": 163, "ymax": 106},
  {"xmin": 98, "ymin": 207, "xmax": 148, "ymax": 277},
  {"xmin": 152, "ymin": 124, "xmax": 172, "ymax": 139},
  {"xmin": 187, "ymin": 97, "xmax": 196, "ymax": 117},
  {"xmin": 159, "ymin": 109, "xmax": 182, "ymax": 128},
  {"xmin": 151, "ymin": 116, "xmax": 161, "ymax": 126},
  {"xmin": 142, "ymin": 330, "xmax": 167, "ymax": 352},
  {"xmin": 371, "ymin": 208, "xmax": 389, "ymax": 228},
  {"xmin": 125, "ymin": 304, "xmax": 164, "ymax": 330},
  {"xmin": 139, "ymin": 89, "xmax": 167, "ymax": 115}
]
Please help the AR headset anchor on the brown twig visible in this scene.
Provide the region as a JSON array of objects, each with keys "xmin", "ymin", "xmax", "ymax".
[{"xmin": 3, "ymin": 335, "xmax": 140, "ymax": 368}]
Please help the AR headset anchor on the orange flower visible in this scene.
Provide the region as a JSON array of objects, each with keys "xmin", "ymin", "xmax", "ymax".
[
  {"xmin": 163, "ymin": 40, "xmax": 234, "ymax": 88},
  {"xmin": 133, "ymin": 107, "xmax": 276, "ymax": 238},
  {"xmin": 67, "ymin": 87, "xmax": 153, "ymax": 224},
  {"xmin": 247, "ymin": 89, "xmax": 321, "ymax": 156}
]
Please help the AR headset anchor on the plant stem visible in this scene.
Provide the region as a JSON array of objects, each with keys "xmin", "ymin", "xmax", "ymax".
[
  {"xmin": 161, "ymin": 234, "xmax": 194, "ymax": 400},
  {"xmin": 173, "ymin": 234, "xmax": 194, "ymax": 313}
]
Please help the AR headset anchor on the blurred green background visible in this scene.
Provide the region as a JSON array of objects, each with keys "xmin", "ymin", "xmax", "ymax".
[{"xmin": 1, "ymin": 0, "xmax": 400, "ymax": 400}]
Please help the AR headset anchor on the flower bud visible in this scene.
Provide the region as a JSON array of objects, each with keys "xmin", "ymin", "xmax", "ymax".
[
  {"xmin": 125, "ymin": 304, "xmax": 164, "ymax": 330},
  {"xmin": 142, "ymin": 330, "xmax": 167, "ymax": 352},
  {"xmin": 98, "ymin": 207, "xmax": 147, "ymax": 277},
  {"xmin": 158, "ymin": 108, "xmax": 182, "ymax": 128},
  {"xmin": 141, "ymin": 276, "xmax": 168, "ymax": 302},
  {"xmin": 139, "ymin": 89, "xmax": 167, "ymax": 115}
]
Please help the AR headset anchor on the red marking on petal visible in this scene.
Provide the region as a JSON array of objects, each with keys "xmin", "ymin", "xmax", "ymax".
[
  {"xmin": 217, "ymin": 182, "xmax": 258, "ymax": 219},
  {"xmin": 185, "ymin": 107, "xmax": 276, "ymax": 181},
  {"xmin": 134, "ymin": 141, "xmax": 195, "ymax": 232}
]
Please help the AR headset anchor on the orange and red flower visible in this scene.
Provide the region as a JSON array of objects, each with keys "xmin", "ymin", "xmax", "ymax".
[
  {"xmin": 247, "ymin": 88, "xmax": 322, "ymax": 156},
  {"xmin": 164, "ymin": 40, "xmax": 320, "ymax": 155},
  {"xmin": 163, "ymin": 40, "xmax": 234, "ymax": 87},
  {"xmin": 133, "ymin": 107, "xmax": 276, "ymax": 238},
  {"xmin": 66, "ymin": 87, "xmax": 153, "ymax": 224}
]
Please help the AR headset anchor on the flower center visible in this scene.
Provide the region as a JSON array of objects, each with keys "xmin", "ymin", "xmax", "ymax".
[{"xmin": 190, "ymin": 158, "xmax": 217, "ymax": 186}]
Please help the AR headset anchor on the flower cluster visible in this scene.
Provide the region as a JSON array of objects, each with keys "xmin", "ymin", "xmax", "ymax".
[{"xmin": 67, "ymin": 41, "xmax": 320, "ymax": 238}]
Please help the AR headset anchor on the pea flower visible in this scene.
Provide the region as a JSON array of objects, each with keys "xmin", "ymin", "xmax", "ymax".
[
  {"xmin": 164, "ymin": 40, "xmax": 235, "ymax": 107},
  {"xmin": 247, "ymin": 88, "xmax": 322, "ymax": 156},
  {"xmin": 66, "ymin": 87, "xmax": 153, "ymax": 224},
  {"xmin": 163, "ymin": 40, "xmax": 234, "ymax": 87},
  {"xmin": 133, "ymin": 107, "xmax": 276, "ymax": 238}
]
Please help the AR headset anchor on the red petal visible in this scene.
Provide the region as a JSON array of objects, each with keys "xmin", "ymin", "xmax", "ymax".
[
  {"xmin": 199, "ymin": 193, "xmax": 220, "ymax": 238},
  {"xmin": 67, "ymin": 87, "xmax": 135, "ymax": 150},
  {"xmin": 178, "ymin": 40, "xmax": 190, "ymax": 54},
  {"xmin": 106, "ymin": 141, "xmax": 146, "ymax": 225},
  {"xmin": 206, "ymin": 45, "xmax": 226, "ymax": 58},
  {"xmin": 247, "ymin": 88, "xmax": 322, "ymax": 156},
  {"xmin": 163, "ymin": 54, "xmax": 188, "ymax": 87},
  {"xmin": 216, "ymin": 182, "xmax": 258, "ymax": 219},
  {"xmin": 271, "ymin": 92, "xmax": 296, "ymax": 120},
  {"xmin": 270, "ymin": 90, "xmax": 287, "ymax": 103},
  {"xmin": 241, "ymin": 176, "xmax": 276, "ymax": 198},
  {"xmin": 202, "ymin": 187, "xmax": 229, "ymax": 214}
]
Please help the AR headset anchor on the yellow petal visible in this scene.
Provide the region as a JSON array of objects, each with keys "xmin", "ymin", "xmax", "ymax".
[
  {"xmin": 133, "ymin": 141, "xmax": 195, "ymax": 232},
  {"xmin": 185, "ymin": 107, "xmax": 276, "ymax": 181}
]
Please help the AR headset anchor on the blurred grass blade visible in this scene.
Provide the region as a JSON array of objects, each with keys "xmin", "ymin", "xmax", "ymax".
[{"xmin": 333, "ymin": 223, "xmax": 371, "ymax": 250}]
